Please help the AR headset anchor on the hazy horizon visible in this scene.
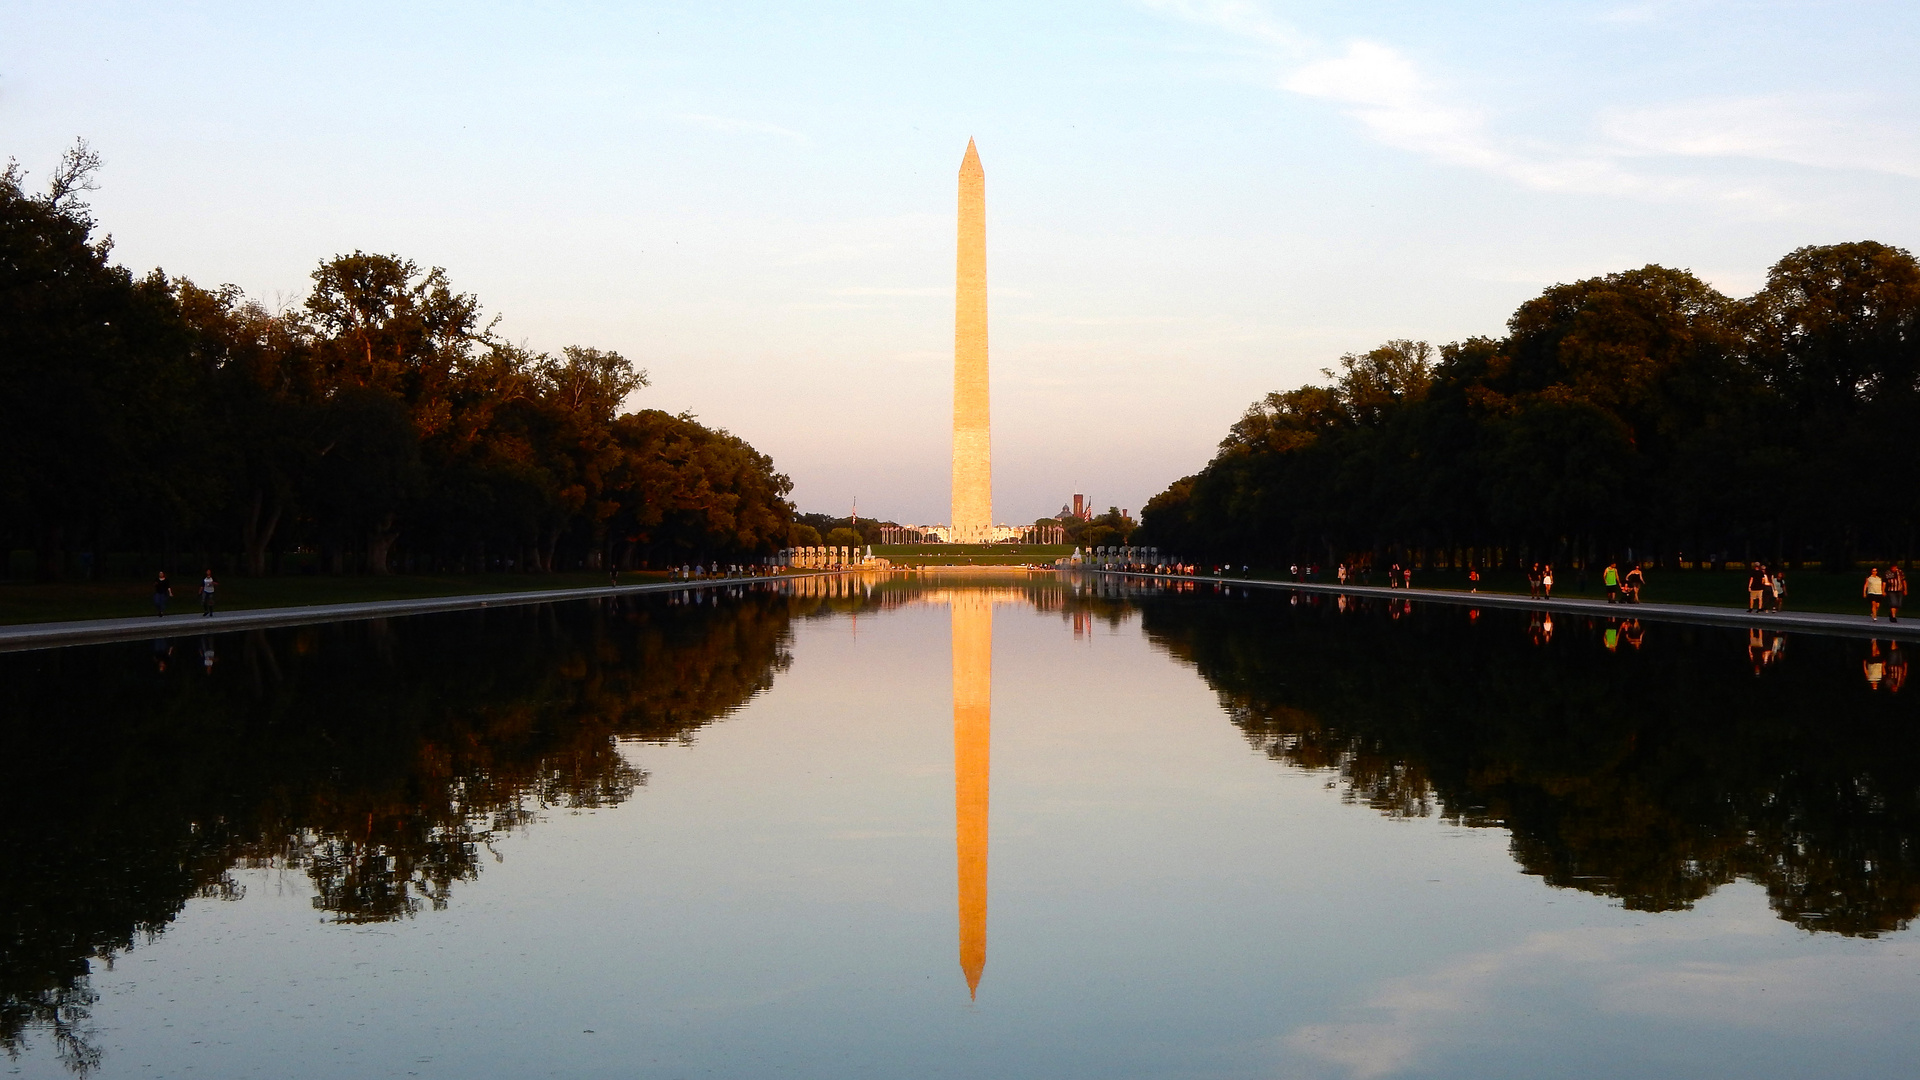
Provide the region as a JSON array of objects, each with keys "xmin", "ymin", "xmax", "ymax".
[{"xmin": 8, "ymin": 1, "xmax": 1919, "ymax": 523}]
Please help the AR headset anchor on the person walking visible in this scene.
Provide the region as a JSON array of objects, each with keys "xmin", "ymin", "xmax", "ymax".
[
  {"xmin": 1625, "ymin": 563, "xmax": 1645, "ymax": 603},
  {"xmin": 1865, "ymin": 567, "xmax": 1886, "ymax": 620},
  {"xmin": 1603, "ymin": 562, "xmax": 1620, "ymax": 603},
  {"xmin": 1468, "ymin": 567, "xmax": 1480, "ymax": 593},
  {"xmin": 1888, "ymin": 565, "xmax": 1907, "ymax": 624},
  {"xmin": 1542, "ymin": 565, "xmax": 1554, "ymax": 599},
  {"xmin": 1772, "ymin": 568, "xmax": 1787, "ymax": 612},
  {"xmin": 199, "ymin": 570, "xmax": 217, "ymax": 616},
  {"xmin": 1747, "ymin": 564, "xmax": 1765, "ymax": 612},
  {"xmin": 1527, "ymin": 563, "xmax": 1539, "ymax": 599},
  {"xmin": 153, "ymin": 572, "xmax": 172, "ymax": 617}
]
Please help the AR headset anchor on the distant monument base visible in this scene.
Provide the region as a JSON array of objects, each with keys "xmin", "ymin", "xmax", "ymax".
[
  {"xmin": 915, "ymin": 563, "xmax": 1051, "ymax": 575},
  {"xmin": 870, "ymin": 542, "xmax": 1073, "ymax": 569}
]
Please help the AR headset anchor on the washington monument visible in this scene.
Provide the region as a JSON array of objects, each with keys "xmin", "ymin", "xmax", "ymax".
[{"xmin": 951, "ymin": 139, "xmax": 991, "ymax": 543}]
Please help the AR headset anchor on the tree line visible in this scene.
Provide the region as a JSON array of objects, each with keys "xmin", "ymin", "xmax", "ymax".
[
  {"xmin": 1140, "ymin": 243, "xmax": 1920, "ymax": 572},
  {"xmin": 0, "ymin": 143, "xmax": 794, "ymax": 579},
  {"xmin": 1139, "ymin": 588, "xmax": 1920, "ymax": 935},
  {"xmin": 0, "ymin": 590, "xmax": 803, "ymax": 1072}
]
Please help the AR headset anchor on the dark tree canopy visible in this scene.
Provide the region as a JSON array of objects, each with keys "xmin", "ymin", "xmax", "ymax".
[
  {"xmin": 0, "ymin": 149, "xmax": 792, "ymax": 577},
  {"xmin": 1141, "ymin": 250, "xmax": 1920, "ymax": 571}
]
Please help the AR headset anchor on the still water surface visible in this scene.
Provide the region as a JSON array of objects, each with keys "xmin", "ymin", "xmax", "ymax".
[{"xmin": 4, "ymin": 577, "xmax": 1919, "ymax": 1079}]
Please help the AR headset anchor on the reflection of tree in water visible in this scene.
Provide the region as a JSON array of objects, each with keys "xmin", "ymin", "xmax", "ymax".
[
  {"xmin": 0, "ymin": 590, "xmax": 795, "ymax": 1071},
  {"xmin": 1138, "ymin": 591, "xmax": 1920, "ymax": 936}
]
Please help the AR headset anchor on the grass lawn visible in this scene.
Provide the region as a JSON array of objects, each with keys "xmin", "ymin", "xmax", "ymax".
[
  {"xmin": 872, "ymin": 544, "xmax": 1073, "ymax": 567},
  {"xmin": 1236, "ymin": 565, "xmax": 1896, "ymax": 618},
  {"xmin": 0, "ymin": 571, "xmax": 676, "ymax": 627}
]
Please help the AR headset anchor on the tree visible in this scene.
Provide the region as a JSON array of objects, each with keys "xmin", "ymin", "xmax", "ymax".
[
  {"xmin": 0, "ymin": 151, "xmax": 215, "ymax": 577},
  {"xmin": 0, "ymin": 147, "xmax": 797, "ymax": 581},
  {"xmin": 1138, "ymin": 254, "xmax": 1920, "ymax": 573}
]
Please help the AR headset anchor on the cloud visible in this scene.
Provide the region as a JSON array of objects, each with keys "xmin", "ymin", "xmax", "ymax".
[
  {"xmin": 1603, "ymin": 94, "xmax": 1920, "ymax": 178},
  {"xmin": 1282, "ymin": 41, "xmax": 1495, "ymax": 171},
  {"xmin": 1278, "ymin": 907, "xmax": 1914, "ymax": 1079},
  {"xmin": 1140, "ymin": 0, "xmax": 1309, "ymax": 54},
  {"xmin": 1277, "ymin": 39, "xmax": 1768, "ymax": 204},
  {"xmin": 1144, "ymin": 2, "xmax": 1865, "ymax": 212},
  {"xmin": 675, "ymin": 112, "xmax": 808, "ymax": 144}
]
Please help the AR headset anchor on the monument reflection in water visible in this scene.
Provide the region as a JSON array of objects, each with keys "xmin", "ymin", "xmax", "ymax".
[
  {"xmin": 6, "ymin": 577, "xmax": 1920, "ymax": 1079},
  {"xmin": 950, "ymin": 589, "xmax": 993, "ymax": 998}
]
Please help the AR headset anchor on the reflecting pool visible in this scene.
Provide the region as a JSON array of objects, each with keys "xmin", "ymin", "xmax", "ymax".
[{"xmin": 4, "ymin": 577, "xmax": 1919, "ymax": 1079}]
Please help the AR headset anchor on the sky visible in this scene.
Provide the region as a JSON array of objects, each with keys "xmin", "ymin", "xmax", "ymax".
[{"xmin": 6, "ymin": 1, "xmax": 1920, "ymax": 525}]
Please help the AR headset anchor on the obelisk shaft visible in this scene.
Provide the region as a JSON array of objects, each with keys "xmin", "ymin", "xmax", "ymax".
[
  {"xmin": 952, "ymin": 139, "xmax": 991, "ymax": 544},
  {"xmin": 951, "ymin": 593, "xmax": 992, "ymax": 998}
]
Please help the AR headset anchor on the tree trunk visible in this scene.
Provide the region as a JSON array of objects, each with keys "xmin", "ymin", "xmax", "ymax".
[
  {"xmin": 367, "ymin": 514, "xmax": 400, "ymax": 576},
  {"xmin": 242, "ymin": 489, "xmax": 284, "ymax": 576},
  {"xmin": 36, "ymin": 524, "xmax": 66, "ymax": 580}
]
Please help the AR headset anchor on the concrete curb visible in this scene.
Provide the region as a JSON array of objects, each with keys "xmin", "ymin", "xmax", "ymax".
[
  {"xmin": 1085, "ymin": 569, "xmax": 1920, "ymax": 643},
  {"xmin": 0, "ymin": 575, "xmax": 824, "ymax": 654}
]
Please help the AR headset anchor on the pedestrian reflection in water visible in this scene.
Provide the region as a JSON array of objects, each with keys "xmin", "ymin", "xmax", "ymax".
[
  {"xmin": 1746, "ymin": 629, "xmax": 1790, "ymax": 675},
  {"xmin": 1865, "ymin": 640, "xmax": 1908, "ymax": 693},
  {"xmin": 1603, "ymin": 619, "xmax": 1645, "ymax": 652},
  {"xmin": 200, "ymin": 639, "xmax": 216, "ymax": 676},
  {"xmin": 151, "ymin": 638, "xmax": 172, "ymax": 673}
]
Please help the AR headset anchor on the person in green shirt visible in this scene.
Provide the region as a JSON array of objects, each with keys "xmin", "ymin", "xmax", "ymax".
[{"xmin": 1603, "ymin": 562, "xmax": 1620, "ymax": 604}]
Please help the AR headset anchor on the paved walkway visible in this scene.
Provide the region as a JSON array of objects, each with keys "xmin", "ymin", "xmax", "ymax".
[
  {"xmin": 11, "ymin": 570, "xmax": 1908, "ymax": 652},
  {"xmin": 0, "ymin": 576, "xmax": 801, "ymax": 653},
  {"xmin": 1093, "ymin": 570, "xmax": 1920, "ymax": 642}
]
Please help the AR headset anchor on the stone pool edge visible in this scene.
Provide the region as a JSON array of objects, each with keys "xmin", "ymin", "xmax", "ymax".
[
  {"xmin": 0, "ymin": 574, "xmax": 833, "ymax": 653},
  {"xmin": 1088, "ymin": 570, "xmax": 1920, "ymax": 643}
]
